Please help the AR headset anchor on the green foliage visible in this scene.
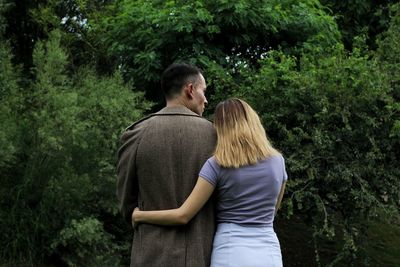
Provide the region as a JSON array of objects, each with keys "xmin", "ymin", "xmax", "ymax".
[
  {"xmin": 320, "ymin": 0, "xmax": 394, "ymax": 50},
  {"xmin": 227, "ymin": 16, "xmax": 400, "ymax": 265},
  {"xmin": 1, "ymin": 1, "xmax": 399, "ymax": 266},
  {"xmin": 0, "ymin": 1, "xmax": 20, "ymax": 169},
  {"xmin": 376, "ymin": 3, "xmax": 400, "ymax": 141},
  {"xmin": 360, "ymin": 217, "xmax": 400, "ymax": 266},
  {"xmin": 98, "ymin": 0, "xmax": 340, "ymax": 102},
  {"xmin": 0, "ymin": 0, "xmax": 10, "ymax": 34},
  {"xmin": 0, "ymin": 42, "xmax": 20, "ymax": 168},
  {"xmin": 0, "ymin": 30, "xmax": 151, "ymax": 265},
  {"xmin": 51, "ymin": 217, "xmax": 126, "ymax": 267}
]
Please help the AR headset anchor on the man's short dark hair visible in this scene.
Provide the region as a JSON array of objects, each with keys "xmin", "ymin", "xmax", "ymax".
[{"xmin": 161, "ymin": 63, "xmax": 203, "ymax": 99}]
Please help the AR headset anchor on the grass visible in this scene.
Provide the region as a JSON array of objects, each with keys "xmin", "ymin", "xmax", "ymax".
[
  {"xmin": 360, "ymin": 217, "xmax": 400, "ymax": 266},
  {"xmin": 275, "ymin": 214, "xmax": 400, "ymax": 266}
]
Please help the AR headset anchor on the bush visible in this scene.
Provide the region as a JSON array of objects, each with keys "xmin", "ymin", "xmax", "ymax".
[
  {"xmin": 0, "ymin": 31, "xmax": 151, "ymax": 266},
  {"xmin": 51, "ymin": 217, "xmax": 127, "ymax": 267},
  {"xmin": 228, "ymin": 15, "xmax": 400, "ymax": 264}
]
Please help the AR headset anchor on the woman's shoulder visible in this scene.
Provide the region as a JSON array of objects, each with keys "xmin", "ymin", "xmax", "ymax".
[
  {"xmin": 258, "ymin": 153, "xmax": 286, "ymax": 168},
  {"xmin": 206, "ymin": 156, "xmax": 218, "ymax": 165},
  {"xmin": 204, "ymin": 156, "xmax": 224, "ymax": 171},
  {"xmin": 263, "ymin": 153, "xmax": 284, "ymax": 161}
]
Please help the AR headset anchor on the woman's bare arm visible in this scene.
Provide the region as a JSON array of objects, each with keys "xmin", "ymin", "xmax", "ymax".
[{"xmin": 132, "ymin": 177, "xmax": 215, "ymax": 226}]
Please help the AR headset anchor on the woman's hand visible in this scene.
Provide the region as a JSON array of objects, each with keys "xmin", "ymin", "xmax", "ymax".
[
  {"xmin": 128, "ymin": 177, "xmax": 215, "ymax": 226},
  {"xmin": 132, "ymin": 207, "xmax": 140, "ymax": 229},
  {"xmin": 127, "ymin": 177, "xmax": 215, "ymax": 228}
]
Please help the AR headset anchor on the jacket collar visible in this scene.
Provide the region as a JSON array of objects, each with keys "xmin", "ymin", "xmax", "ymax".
[
  {"xmin": 156, "ymin": 106, "xmax": 200, "ymax": 117},
  {"xmin": 125, "ymin": 106, "xmax": 203, "ymax": 131}
]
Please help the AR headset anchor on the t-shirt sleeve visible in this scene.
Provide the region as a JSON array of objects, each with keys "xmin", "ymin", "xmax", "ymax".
[
  {"xmin": 199, "ymin": 157, "xmax": 219, "ymax": 187},
  {"xmin": 282, "ymin": 155, "xmax": 288, "ymax": 181}
]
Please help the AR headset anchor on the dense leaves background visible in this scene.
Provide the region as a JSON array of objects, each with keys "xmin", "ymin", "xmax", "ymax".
[{"xmin": 0, "ymin": 0, "xmax": 399, "ymax": 266}]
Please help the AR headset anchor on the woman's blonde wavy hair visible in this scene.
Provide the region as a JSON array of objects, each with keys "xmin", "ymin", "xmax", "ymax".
[{"xmin": 213, "ymin": 98, "xmax": 279, "ymax": 168}]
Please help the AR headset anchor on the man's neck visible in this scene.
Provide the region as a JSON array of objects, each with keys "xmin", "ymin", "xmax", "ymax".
[{"xmin": 166, "ymin": 98, "xmax": 189, "ymax": 109}]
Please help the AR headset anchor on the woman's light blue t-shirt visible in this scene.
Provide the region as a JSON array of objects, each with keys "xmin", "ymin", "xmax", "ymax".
[{"xmin": 199, "ymin": 154, "xmax": 288, "ymax": 227}]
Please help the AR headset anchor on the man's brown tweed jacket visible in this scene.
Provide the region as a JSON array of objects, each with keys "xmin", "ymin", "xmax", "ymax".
[{"xmin": 117, "ymin": 106, "xmax": 217, "ymax": 267}]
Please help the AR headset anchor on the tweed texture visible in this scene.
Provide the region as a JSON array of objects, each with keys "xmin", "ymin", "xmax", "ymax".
[{"xmin": 117, "ymin": 106, "xmax": 217, "ymax": 267}]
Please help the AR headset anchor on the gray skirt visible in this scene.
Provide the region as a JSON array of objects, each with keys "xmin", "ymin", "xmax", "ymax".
[{"xmin": 210, "ymin": 223, "xmax": 283, "ymax": 267}]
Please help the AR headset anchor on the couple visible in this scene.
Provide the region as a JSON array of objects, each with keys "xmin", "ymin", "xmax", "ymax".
[{"xmin": 117, "ymin": 63, "xmax": 287, "ymax": 267}]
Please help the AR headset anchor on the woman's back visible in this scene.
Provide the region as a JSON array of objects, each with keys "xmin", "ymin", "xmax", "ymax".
[{"xmin": 200, "ymin": 154, "xmax": 287, "ymax": 226}]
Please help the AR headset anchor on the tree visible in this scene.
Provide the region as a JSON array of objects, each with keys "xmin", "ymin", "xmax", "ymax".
[
  {"xmin": 0, "ymin": 30, "xmax": 151, "ymax": 266},
  {"xmin": 229, "ymin": 5, "xmax": 400, "ymax": 264},
  {"xmin": 97, "ymin": 0, "xmax": 341, "ymax": 105},
  {"xmin": 1, "ymin": 0, "xmax": 399, "ymax": 265},
  {"xmin": 2, "ymin": 0, "xmax": 114, "ymax": 75},
  {"xmin": 320, "ymin": 0, "xmax": 394, "ymax": 50}
]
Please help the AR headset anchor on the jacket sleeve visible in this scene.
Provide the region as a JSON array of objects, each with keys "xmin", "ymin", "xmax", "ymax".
[{"xmin": 116, "ymin": 127, "xmax": 141, "ymax": 224}]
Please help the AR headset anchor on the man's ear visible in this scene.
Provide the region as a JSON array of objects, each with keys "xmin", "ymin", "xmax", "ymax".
[{"xmin": 184, "ymin": 83, "xmax": 195, "ymax": 99}]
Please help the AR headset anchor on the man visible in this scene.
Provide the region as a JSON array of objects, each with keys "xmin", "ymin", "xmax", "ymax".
[{"xmin": 117, "ymin": 63, "xmax": 217, "ymax": 267}]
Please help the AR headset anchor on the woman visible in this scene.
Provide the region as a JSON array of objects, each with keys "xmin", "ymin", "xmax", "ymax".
[{"xmin": 133, "ymin": 98, "xmax": 287, "ymax": 267}]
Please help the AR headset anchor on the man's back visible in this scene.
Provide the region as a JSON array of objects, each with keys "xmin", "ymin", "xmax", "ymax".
[{"xmin": 117, "ymin": 106, "xmax": 216, "ymax": 267}]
